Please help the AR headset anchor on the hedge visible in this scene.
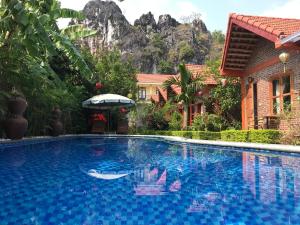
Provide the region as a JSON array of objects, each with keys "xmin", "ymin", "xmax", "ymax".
[
  {"xmin": 248, "ymin": 130, "xmax": 282, "ymax": 144},
  {"xmin": 137, "ymin": 130, "xmax": 220, "ymax": 140},
  {"xmin": 136, "ymin": 129, "xmax": 281, "ymax": 144},
  {"xmin": 221, "ymin": 130, "xmax": 249, "ymax": 142}
]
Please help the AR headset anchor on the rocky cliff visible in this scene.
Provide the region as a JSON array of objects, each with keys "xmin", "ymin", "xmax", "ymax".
[{"xmin": 78, "ymin": 0, "xmax": 213, "ymax": 73}]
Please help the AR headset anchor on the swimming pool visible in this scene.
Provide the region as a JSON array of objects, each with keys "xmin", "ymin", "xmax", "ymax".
[{"xmin": 0, "ymin": 136, "xmax": 300, "ymax": 225}]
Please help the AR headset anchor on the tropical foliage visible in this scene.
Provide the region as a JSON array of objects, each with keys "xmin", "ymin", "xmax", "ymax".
[
  {"xmin": 93, "ymin": 49, "xmax": 137, "ymax": 98},
  {"xmin": 0, "ymin": 0, "xmax": 96, "ymax": 137},
  {"xmin": 203, "ymin": 60, "xmax": 241, "ymax": 129},
  {"xmin": 163, "ymin": 63, "xmax": 204, "ymax": 128}
]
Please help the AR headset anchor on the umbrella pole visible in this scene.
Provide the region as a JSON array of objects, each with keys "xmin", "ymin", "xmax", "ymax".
[{"xmin": 108, "ymin": 110, "xmax": 110, "ymax": 133}]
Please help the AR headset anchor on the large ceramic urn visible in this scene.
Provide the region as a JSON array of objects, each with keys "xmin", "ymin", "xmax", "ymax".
[
  {"xmin": 49, "ymin": 107, "xmax": 63, "ymax": 136},
  {"xmin": 4, "ymin": 96, "xmax": 28, "ymax": 140}
]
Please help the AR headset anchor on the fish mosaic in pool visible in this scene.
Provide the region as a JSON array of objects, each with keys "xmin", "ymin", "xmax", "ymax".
[{"xmin": 0, "ymin": 137, "xmax": 300, "ymax": 225}]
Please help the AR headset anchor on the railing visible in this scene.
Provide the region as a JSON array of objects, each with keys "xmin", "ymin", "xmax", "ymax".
[{"xmin": 248, "ymin": 116, "xmax": 279, "ymax": 130}]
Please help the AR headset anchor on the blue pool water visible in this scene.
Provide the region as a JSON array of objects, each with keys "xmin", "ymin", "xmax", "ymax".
[{"xmin": 1, "ymin": 137, "xmax": 300, "ymax": 225}]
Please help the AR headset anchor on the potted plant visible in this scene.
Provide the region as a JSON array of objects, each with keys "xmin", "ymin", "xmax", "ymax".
[
  {"xmin": 49, "ymin": 107, "xmax": 63, "ymax": 136},
  {"xmin": 4, "ymin": 89, "xmax": 28, "ymax": 140}
]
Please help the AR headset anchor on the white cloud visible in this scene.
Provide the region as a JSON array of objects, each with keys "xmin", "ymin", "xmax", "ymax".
[
  {"xmin": 58, "ymin": 0, "xmax": 205, "ymax": 27},
  {"xmin": 262, "ymin": 0, "xmax": 300, "ymax": 19}
]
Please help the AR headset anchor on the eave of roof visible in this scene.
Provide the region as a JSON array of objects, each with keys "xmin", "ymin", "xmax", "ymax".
[
  {"xmin": 136, "ymin": 74, "xmax": 175, "ymax": 84},
  {"xmin": 221, "ymin": 13, "xmax": 300, "ymax": 76}
]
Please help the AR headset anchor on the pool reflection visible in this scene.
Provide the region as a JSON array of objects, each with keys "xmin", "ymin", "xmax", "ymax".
[{"xmin": 243, "ymin": 152, "xmax": 300, "ymax": 205}]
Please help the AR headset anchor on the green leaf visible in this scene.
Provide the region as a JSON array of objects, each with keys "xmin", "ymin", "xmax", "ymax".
[
  {"xmin": 60, "ymin": 24, "xmax": 97, "ymax": 41},
  {"xmin": 15, "ymin": 9, "xmax": 29, "ymax": 26},
  {"xmin": 51, "ymin": 31, "xmax": 93, "ymax": 78},
  {"xmin": 13, "ymin": 2, "xmax": 22, "ymax": 11},
  {"xmin": 55, "ymin": 8, "xmax": 84, "ymax": 20}
]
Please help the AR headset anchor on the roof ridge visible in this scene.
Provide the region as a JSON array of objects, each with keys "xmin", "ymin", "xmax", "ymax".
[{"xmin": 231, "ymin": 13, "xmax": 300, "ymax": 21}]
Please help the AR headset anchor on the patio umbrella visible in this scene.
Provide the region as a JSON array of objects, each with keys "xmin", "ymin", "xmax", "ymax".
[
  {"xmin": 82, "ymin": 94, "xmax": 135, "ymax": 132},
  {"xmin": 82, "ymin": 94, "xmax": 135, "ymax": 109}
]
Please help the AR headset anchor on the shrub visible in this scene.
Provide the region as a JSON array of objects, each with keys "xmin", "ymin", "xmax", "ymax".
[
  {"xmin": 192, "ymin": 114, "xmax": 224, "ymax": 131},
  {"xmin": 248, "ymin": 130, "xmax": 281, "ymax": 144},
  {"xmin": 147, "ymin": 112, "xmax": 169, "ymax": 130},
  {"xmin": 191, "ymin": 114, "xmax": 206, "ymax": 131},
  {"xmin": 158, "ymin": 60, "xmax": 175, "ymax": 74},
  {"xmin": 221, "ymin": 129, "xmax": 281, "ymax": 144},
  {"xmin": 220, "ymin": 130, "xmax": 249, "ymax": 142},
  {"xmin": 136, "ymin": 129, "xmax": 282, "ymax": 144},
  {"xmin": 169, "ymin": 112, "xmax": 183, "ymax": 130},
  {"xmin": 171, "ymin": 131, "xmax": 193, "ymax": 139},
  {"xmin": 192, "ymin": 131, "xmax": 221, "ymax": 140},
  {"xmin": 178, "ymin": 41, "xmax": 195, "ymax": 61}
]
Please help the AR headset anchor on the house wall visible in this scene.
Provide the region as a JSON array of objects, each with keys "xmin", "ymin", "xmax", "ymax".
[
  {"xmin": 137, "ymin": 84, "xmax": 159, "ymax": 102},
  {"xmin": 241, "ymin": 38, "xmax": 300, "ymax": 130}
]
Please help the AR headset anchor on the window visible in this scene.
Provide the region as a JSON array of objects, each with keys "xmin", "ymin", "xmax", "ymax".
[
  {"xmin": 271, "ymin": 75, "xmax": 292, "ymax": 114},
  {"xmin": 138, "ymin": 88, "xmax": 146, "ymax": 100}
]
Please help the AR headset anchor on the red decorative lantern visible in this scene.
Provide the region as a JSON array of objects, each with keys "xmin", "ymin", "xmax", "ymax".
[
  {"xmin": 120, "ymin": 107, "xmax": 127, "ymax": 113},
  {"xmin": 95, "ymin": 82, "xmax": 103, "ymax": 90},
  {"xmin": 221, "ymin": 79, "xmax": 227, "ymax": 87},
  {"xmin": 92, "ymin": 113, "xmax": 107, "ymax": 123}
]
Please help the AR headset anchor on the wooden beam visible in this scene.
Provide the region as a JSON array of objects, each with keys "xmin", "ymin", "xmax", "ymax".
[
  {"xmin": 231, "ymin": 37, "xmax": 258, "ymax": 42},
  {"xmin": 231, "ymin": 31, "xmax": 257, "ymax": 37},
  {"xmin": 232, "ymin": 19, "xmax": 278, "ymax": 43},
  {"xmin": 226, "ymin": 62, "xmax": 247, "ymax": 67},
  {"xmin": 226, "ymin": 58, "xmax": 248, "ymax": 62},
  {"xmin": 224, "ymin": 67, "xmax": 244, "ymax": 71},
  {"xmin": 228, "ymin": 53, "xmax": 251, "ymax": 57},
  {"xmin": 230, "ymin": 43, "xmax": 256, "ymax": 47},
  {"xmin": 228, "ymin": 48, "xmax": 253, "ymax": 53}
]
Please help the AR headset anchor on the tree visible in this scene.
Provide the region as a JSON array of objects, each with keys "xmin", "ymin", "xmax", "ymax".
[
  {"xmin": 178, "ymin": 41, "xmax": 195, "ymax": 62},
  {"xmin": 212, "ymin": 30, "xmax": 225, "ymax": 44},
  {"xmin": 180, "ymin": 12, "xmax": 202, "ymax": 24},
  {"xmin": 163, "ymin": 63, "xmax": 203, "ymax": 129},
  {"xmin": 203, "ymin": 60, "xmax": 241, "ymax": 129},
  {"xmin": 0, "ymin": 0, "xmax": 96, "ymax": 136},
  {"xmin": 158, "ymin": 60, "xmax": 175, "ymax": 74},
  {"xmin": 94, "ymin": 49, "xmax": 137, "ymax": 98}
]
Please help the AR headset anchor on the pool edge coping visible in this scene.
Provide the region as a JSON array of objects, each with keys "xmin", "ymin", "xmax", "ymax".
[{"xmin": 1, "ymin": 134, "xmax": 300, "ymax": 153}]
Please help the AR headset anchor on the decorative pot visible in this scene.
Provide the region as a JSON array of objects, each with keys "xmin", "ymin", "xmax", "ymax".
[
  {"xmin": 50, "ymin": 120, "xmax": 63, "ymax": 137},
  {"xmin": 4, "ymin": 96, "xmax": 28, "ymax": 140},
  {"xmin": 7, "ymin": 96, "xmax": 27, "ymax": 115},
  {"xmin": 4, "ymin": 115, "xmax": 28, "ymax": 140},
  {"xmin": 49, "ymin": 107, "xmax": 63, "ymax": 136},
  {"xmin": 52, "ymin": 107, "xmax": 62, "ymax": 120}
]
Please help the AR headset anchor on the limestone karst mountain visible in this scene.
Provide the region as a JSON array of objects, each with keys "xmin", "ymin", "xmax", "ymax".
[{"xmin": 77, "ymin": 0, "xmax": 220, "ymax": 73}]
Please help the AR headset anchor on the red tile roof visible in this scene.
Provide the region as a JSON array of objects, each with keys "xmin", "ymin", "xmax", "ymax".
[
  {"xmin": 185, "ymin": 64, "xmax": 217, "ymax": 85},
  {"xmin": 231, "ymin": 14, "xmax": 300, "ymax": 39},
  {"xmin": 171, "ymin": 85, "xmax": 181, "ymax": 94},
  {"xmin": 137, "ymin": 74, "xmax": 175, "ymax": 84},
  {"xmin": 221, "ymin": 13, "xmax": 300, "ymax": 76},
  {"xmin": 137, "ymin": 65, "xmax": 216, "ymax": 86},
  {"xmin": 150, "ymin": 94, "xmax": 159, "ymax": 103},
  {"xmin": 157, "ymin": 87, "xmax": 168, "ymax": 101}
]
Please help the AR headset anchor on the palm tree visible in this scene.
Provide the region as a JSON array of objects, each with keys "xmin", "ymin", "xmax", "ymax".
[{"xmin": 163, "ymin": 63, "xmax": 203, "ymax": 129}]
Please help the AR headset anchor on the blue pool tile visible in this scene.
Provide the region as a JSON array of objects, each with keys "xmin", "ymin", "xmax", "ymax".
[{"xmin": 1, "ymin": 137, "xmax": 300, "ymax": 224}]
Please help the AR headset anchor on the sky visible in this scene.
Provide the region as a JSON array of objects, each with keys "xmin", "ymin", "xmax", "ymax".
[{"xmin": 58, "ymin": 0, "xmax": 300, "ymax": 33}]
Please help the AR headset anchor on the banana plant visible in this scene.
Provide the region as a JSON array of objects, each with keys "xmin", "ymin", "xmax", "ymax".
[{"xmin": 0, "ymin": 0, "xmax": 96, "ymax": 79}]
